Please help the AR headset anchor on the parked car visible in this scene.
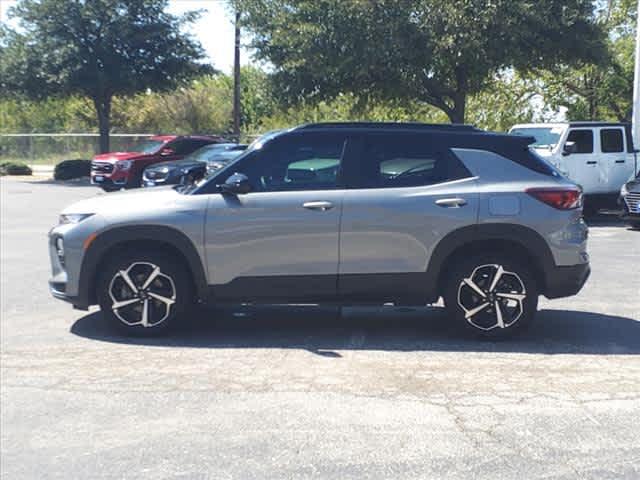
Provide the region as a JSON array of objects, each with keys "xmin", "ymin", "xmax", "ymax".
[
  {"xmin": 91, "ymin": 135, "xmax": 226, "ymax": 191},
  {"xmin": 142, "ymin": 144, "xmax": 247, "ymax": 187},
  {"xmin": 49, "ymin": 122, "xmax": 590, "ymax": 339},
  {"xmin": 619, "ymin": 170, "xmax": 640, "ymax": 228},
  {"xmin": 509, "ymin": 122, "xmax": 637, "ymax": 214}
]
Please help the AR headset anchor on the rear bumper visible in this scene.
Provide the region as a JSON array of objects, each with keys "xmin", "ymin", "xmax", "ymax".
[{"xmin": 544, "ymin": 262, "xmax": 591, "ymax": 299}]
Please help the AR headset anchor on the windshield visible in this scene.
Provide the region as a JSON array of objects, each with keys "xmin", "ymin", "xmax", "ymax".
[
  {"xmin": 129, "ymin": 139, "xmax": 165, "ymax": 154},
  {"xmin": 182, "ymin": 144, "xmax": 235, "ymax": 162},
  {"xmin": 510, "ymin": 127, "xmax": 563, "ymax": 149}
]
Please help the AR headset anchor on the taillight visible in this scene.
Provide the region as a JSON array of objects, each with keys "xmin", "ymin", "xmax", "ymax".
[{"xmin": 526, "ymin": 187, "xmax": 582, "ymax": 210}]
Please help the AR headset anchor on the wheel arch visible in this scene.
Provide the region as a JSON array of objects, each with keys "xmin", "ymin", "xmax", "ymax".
[
  {"xmin": 426, "ymin": 223, "xmax": 555, "ymax": 300},
  {"xmin": 79, "ymin": 225, "xmax": 208, "ymax": 307}
]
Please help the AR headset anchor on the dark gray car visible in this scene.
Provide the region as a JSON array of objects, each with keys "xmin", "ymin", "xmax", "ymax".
[
  {"xmin": 619, "ymin": 170, "xmax": 640, "ymax": 228},
  {"xmin": 142, "ymin": 143, "xmax": 247, "ymax": 187}
]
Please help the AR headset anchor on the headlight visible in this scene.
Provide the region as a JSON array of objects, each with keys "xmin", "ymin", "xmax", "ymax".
[
  {"xmin": 59, "ymin": 213, "xmax": 94, "ymax": 225},
  {"xmin": 621, "ymin": 183, "xmax": 628, "ymax": 195},
  {"xmin": 115, "ymin": 160, "xmax": 132, "ymax": 171}
]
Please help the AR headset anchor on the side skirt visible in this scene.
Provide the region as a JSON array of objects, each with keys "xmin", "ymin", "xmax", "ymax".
[{"xmin": 208, "ymin": 273, "xmax": 436, "ymax": 305}]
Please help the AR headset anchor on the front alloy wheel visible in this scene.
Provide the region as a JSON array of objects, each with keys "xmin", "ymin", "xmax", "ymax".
[
  {"xmin": 109, "ymin": 262, "xmax": 176, "ymax": 328},
  {"xmin": 98, "ymin": 252, "xmax": 191, "ymax": 336}
]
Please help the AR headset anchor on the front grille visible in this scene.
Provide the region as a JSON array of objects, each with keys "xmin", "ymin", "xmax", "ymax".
[
  {"xmin": 625, "ymin": 192, "xmax": 640, "ymax": 213},
  {"xmin": 91, "ymin": 161, "xmax": 114, "ymax": 173},
  {"xmin": 144, "ymin": 169, "xmax": 168, "ymax": 181}
]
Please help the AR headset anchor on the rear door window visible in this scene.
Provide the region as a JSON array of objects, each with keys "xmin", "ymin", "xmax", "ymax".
[
  {"xmin": 566, "ymin": 130, "xmax": 594, "ymax": 154},
  {"xmin": 600, "ymin": 128, "xmax": 624, "ymax": 153},
  {"xmin": 348, "ymin": 134, "xmax": 470, "ymax": 189}
]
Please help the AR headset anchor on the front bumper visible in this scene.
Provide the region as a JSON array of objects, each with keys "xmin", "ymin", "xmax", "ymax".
[
  {"xmin": 142, "ymin": 175, "xmax": 178, "ymax": 187},
  {"xmin": 91, "ymin": 174, "xmax": 130, "ymax": 189},
  {"xmin": 49, "ymin": 281, "xmax": 87, "ymax": 310},
  {"xmin": 544, "ymin": 262, "xmax": 591, "ymax": 299}
]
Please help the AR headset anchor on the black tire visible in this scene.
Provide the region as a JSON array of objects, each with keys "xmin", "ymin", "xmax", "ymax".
[
  {"xmin": 443, "ymin": 253, "xmax": 538, "ymax": 339},
  {"xmin": 100, "ymin": 185, "xmax": 120, "ymax": 193},
  {"xmin": 97, "ymin": 250, "xmax": 193, "ymax": 336},
  {"xmin": 124, "ymin": 174, "xmax": 143, "ymax": 189}
]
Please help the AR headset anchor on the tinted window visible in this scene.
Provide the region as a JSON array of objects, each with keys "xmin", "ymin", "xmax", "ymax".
[
  {"xmin": 566, "ymin": 130, "xmax": 593, "ymax": 154},
  {"xmin": 600, "ymin": 129, "xmax": 624, "ymax": 153},
  {"xmin": 350, "ymin": 135, "xmax": 469, "ymax": 189},
  {"xmin": 129, "ymin": 139, "xmax": 165, "ymax": 153},
  {"xmin": 170, "ymin": 139, "xmax": 211, "ymax": 155},
  {"xmin": 230, "ymin": 134, "xmax": 346, "ymax": 192}
]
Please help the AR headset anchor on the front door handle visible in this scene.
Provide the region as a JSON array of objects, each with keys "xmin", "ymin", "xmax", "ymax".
[
  {"xmin": 435, "ymin": 197, "xmax": 467, "ymax": 208},
  {"xmin": 615, "ymin": 159, "xmax": 625, "ymax": 164},
  {"xmin": 303, "ymin": 201, "xmax": 334, "ymax": 211},
  {"xmin": 586, "ymin": 161, "xmax": 597, "ymax": 165}
]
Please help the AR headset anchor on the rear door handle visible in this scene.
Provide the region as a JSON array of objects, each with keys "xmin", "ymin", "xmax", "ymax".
[
  {"xmin": 586, "ymin": 161, "xmax": 597, "ymax": 165},
  {"xmin": 303, "ymin": 201, "xmax": 334, "ymax": 211},
  {"xmin": 615, "ymin": 159, "xmax": 625, "ymax": 164},
  {"xmin": 435, "ymin": 197, "xmax": 467, "ymax": 208}
]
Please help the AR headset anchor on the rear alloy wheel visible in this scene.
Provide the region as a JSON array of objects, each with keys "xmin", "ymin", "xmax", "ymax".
[
  {"xmin": 444, "ymin": 255, "xmax": 538, "ymax": 339},
  {"xmin": 98, "ymin": 253, "xmax": 191, "ymax": 336}
]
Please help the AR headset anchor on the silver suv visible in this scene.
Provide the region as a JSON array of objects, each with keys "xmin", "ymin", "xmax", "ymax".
[{"xmin": 49, "ymin": 123, "xmax": 590, "ymax": 339}]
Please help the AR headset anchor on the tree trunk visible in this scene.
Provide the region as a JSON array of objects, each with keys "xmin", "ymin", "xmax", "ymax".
[
  {"xmin": 447, "ymin": 92, "xmax": 466, "ymax": 124},
  {"xmin": 447, "ymin": 68, "xmax": 468, "ymax": 124},
  {"xmin": 93, "ymin": 96, "xmax": 112, "ymax": 153}
]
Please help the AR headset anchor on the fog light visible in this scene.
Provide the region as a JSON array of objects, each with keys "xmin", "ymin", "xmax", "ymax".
[{"xmin": 55, "ymin": 237, "xmax": 65, "ymax": 265}]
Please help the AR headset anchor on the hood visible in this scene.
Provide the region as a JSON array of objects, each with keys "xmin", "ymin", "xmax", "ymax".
[
  {"xmin": 530, "ymin": 147, "xmax": 554, "ymax": 157},
  {"xmin": 93, "ymin": 152, "xmax": 148, "ymax": 162},
  {"xmin": 625, "ymin": 178, "xmax": 640, "ymax": 193},
  {"xmin": 147, "ymin": 158, "xmax": 205, "ymax": 171},
  {"xmin": 61, "ymin": 185, "xmax": 180, "ymax": 215}
]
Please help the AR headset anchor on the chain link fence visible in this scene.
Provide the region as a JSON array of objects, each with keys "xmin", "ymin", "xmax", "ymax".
[{"xmin": 0, "ymin": 134, "xmax": 156, "ymax": 165}]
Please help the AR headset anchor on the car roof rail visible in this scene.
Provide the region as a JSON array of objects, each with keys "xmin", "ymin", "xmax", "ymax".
[{"xmin": 295, "ymin": 122, "xmax": 480, "ymax": 132}]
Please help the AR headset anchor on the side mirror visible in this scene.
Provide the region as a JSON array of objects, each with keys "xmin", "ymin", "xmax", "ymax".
[
  {"xmin": 160, "ymin": 147, "xmax": 175, "ymax": 156},
  {"xmin": 562, "ymin": 141, "xmax": 577, "ymax": 156},
  {"xmin": 219, "ymin": 172, "xmax": 251, "ymax": 195}
]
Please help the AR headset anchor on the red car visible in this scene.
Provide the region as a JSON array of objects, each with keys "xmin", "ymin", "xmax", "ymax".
[{"xmin": 91, "ymin": 135, "xmax": 226, "ymax": 191}]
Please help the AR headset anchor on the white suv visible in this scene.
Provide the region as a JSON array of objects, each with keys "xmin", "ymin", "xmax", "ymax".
[{"xmin": 510, "ymin": 122, "xmax": 637, "ymax": 214}]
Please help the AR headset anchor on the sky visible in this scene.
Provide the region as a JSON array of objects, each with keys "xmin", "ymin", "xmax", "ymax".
[{"xmin": 0, "ymin": 0, "xmax": 251, "ymax": 73}]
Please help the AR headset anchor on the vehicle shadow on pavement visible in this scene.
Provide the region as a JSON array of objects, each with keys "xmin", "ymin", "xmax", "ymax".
[
  {"xmin": 71, "ymin": 306, "xmax": 640, "ymax": 355},
  {"xmin": 22, "ymin": 178, "xmax": 97, "ymax": 188}
]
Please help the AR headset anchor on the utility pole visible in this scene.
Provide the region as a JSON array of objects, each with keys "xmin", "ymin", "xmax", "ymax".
[
  {"xmin": 233, "ymin": 10, "xmax": 241, "ymax": 139},
  {"xmin": 633, "ymin": 0, "xmax": 640, "ymax": 158}
]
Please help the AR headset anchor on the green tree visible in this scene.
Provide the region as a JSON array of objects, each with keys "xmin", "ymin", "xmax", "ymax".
[
  {"xmin": 0, "ymin": 0, "xmax": 209, "ymax": 152},
  {"xmin": 539, "ymin": 0, "xmax": 635, "ymax": 121},
  {"xmin": 236, "ymin": 0, "xmax": 607, "ymax": 123}
]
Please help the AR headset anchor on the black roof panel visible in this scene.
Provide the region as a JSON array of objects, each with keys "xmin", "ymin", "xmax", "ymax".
[{"xmin": 296, "ymin": 121, "xmax": 479, "ymax": 132}]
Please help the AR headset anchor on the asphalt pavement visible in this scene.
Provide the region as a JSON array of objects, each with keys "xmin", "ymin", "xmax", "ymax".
[{"xmin": 1, "ymin": 176, "xmax": 639, "ymax": 479}]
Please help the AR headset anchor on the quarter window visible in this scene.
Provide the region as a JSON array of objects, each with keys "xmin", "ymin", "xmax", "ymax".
[
  {"xmin": 600, "ymin": 129, "xmax": 624, "ymax": 153},
  {"xmin": 566, "ymin": 130, "xmax": 594, "ymax": 154}
]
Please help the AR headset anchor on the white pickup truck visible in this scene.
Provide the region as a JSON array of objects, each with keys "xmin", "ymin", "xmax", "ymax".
[{"xmin": 509, "ymin": 122, "xmax": 638, "ymax": 213}]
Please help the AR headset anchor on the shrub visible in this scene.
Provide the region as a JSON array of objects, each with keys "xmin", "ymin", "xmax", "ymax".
[
  {"xmin": 54, "ymin": 159, "xmax": 91, "ymax": 180},
  {"xmin": 0, "ymin": 162, "xmax": 33, "ymax": 176}
]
